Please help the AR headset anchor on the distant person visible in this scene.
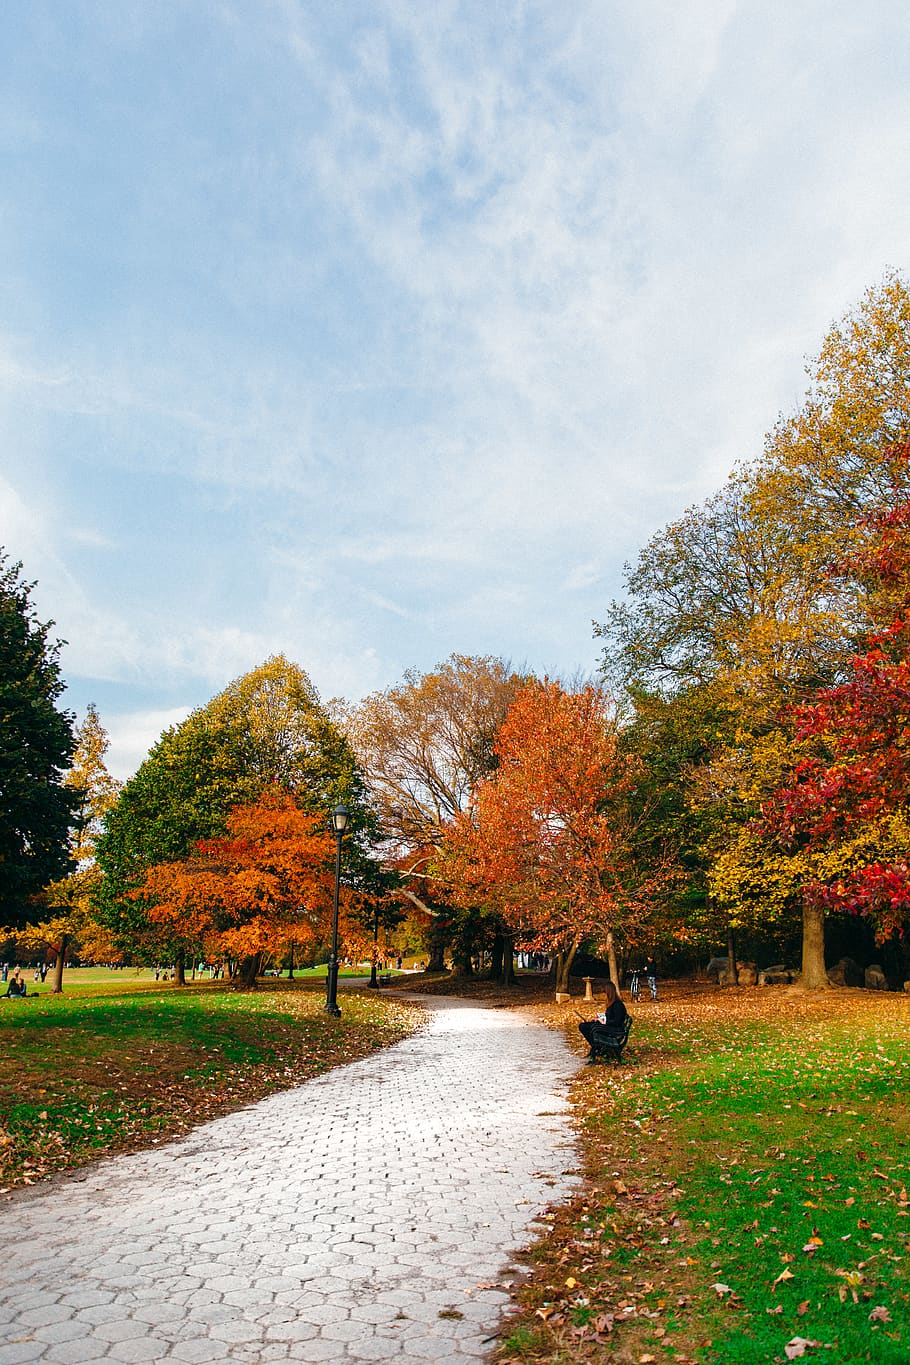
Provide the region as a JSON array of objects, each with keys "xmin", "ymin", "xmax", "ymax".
[
  {"xmin": 3, "ymin": 969, "xmax": 27, "ymax": 999},
  {"xmin": 578, "ymin": 982, "xmax": 628, "ymax": 1055},
  {"xmin": 644, "ymin": 956, "xmax": 658, "ymax": 1000}
]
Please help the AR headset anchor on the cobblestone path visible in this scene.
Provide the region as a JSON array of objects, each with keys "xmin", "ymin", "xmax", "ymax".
[{"xmin": 0, "ymin": 995, "xmax": 580, "ymax": 1365}]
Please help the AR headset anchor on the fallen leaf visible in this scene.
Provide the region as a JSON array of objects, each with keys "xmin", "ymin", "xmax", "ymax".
[
  {"xmin": 797, "ymin": 1300, "xmax": 810, "ymax": 1316},
  {"xmin": 784, "ymin": 1337, "xmax": 824, "ymax": 1359},
  {"xmin": 773, "ymin": 1268, "xmax": 795, "ymax": 1286},
  {"xmin": 565, "ymin": 1277, "xmax": 578, "ymax": 1289},
  {"xmin": 712, "ymin": 1283, "xmax": 733, "ymax": 1296},
  {"xmin": 868, "ymin": 1305, "xmax": 891, "ymax": 1323}
]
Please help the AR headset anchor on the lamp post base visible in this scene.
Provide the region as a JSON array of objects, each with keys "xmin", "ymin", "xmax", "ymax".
[{"xmin": 323, "ymin": 1002, "xmax": 341, "ymax": 1017}]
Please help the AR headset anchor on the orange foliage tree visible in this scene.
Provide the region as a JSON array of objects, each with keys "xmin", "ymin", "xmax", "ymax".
[
  {"xmin": 442, "ymin": 680, "xmax": 669, "ymax": 990},
  {"xmin": 132, "ymin": 788, "xmax": 347, "ymax": 987}
]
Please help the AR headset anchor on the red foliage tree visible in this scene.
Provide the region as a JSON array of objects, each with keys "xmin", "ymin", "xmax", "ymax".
[
  {"xmin": 762, "ymin": 485, "xmax": 910, "ymax": 945},
  {"xmin": 133, "ymin": 788, "xmax": 346, "ymax": 985},
  {"xmin": 443, "ymin": 680, "xmax": 667, "ymax": 989}
]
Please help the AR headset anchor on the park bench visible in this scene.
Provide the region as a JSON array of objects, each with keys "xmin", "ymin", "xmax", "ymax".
[
  {"xmin": 587, "ymin": 1016, "xmax": 632, "ymax": 1064},
  {"xmin": 378, "ymin": 973, "xmax": 394, "ymax": 986}
]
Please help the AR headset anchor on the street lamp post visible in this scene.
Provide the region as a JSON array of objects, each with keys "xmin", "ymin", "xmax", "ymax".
[
  {"xmin": 368, "ymin": 901, "xmax": 379, "ymax": 989},
  {"xmin": 324, "ymin": 804, "xmax": 349, "ymax": 1016}
]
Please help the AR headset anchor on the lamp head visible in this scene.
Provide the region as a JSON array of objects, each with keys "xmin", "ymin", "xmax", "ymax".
[{"xmin": 331, "ymin": 804, "xmax": 351, "ymax": 835}]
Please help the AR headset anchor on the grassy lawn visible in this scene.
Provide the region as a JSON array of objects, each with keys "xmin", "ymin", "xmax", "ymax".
[
  {"xmin": 27, "ymin": 963, "xmax": 386, "ymax": 991},
  {"xmin": 0, "ymin": 976, "xmax": 424, "ymax": 1190},
  {"xmin": 498, "ymin": 985, "xmax": 910, "ymax": 1365}
]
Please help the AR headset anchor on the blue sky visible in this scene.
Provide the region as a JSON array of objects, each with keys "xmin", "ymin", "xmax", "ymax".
[{"xmin": 2, "ymin": 1, "xmax": 909, "ymax": 777}]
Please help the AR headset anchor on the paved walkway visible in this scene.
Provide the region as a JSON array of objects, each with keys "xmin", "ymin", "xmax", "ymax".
[{"xmin": 0, "ymin": 996, "xmax": 580, "ymax": 1365}]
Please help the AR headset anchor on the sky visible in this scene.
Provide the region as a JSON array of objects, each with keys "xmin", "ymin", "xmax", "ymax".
[{"xmin": 2, "ymin": 1, "xmax": 910, "ymax": 779}]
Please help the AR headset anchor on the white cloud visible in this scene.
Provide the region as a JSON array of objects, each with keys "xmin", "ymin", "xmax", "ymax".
[
  {"xmin": 105, "ymin": 706, "xmax": 192, "ymax": 781},
  {"xmin": 1, "ymin": 0, "xmax": 909, "ymax": 775}
]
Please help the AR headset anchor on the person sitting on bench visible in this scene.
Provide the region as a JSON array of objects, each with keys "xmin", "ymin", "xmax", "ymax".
[{"xmin": 578, "ymin": 981, "xmax": 628, "ymax": 1055}]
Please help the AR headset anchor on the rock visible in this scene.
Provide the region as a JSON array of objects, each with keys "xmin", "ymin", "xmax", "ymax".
[
  {"xmin": 758, "ymin": 967, "xmax": 794, "ymax": 986},
  {"xmin": 904, "ymin": 980, "xmax": 910, "ymax": 994},
  {"xmin": 737, "ymin": 963, "xmax": 758, "ymax": 986},
  {"xmin": 865, "ymin": 964, "xmax": 890, "ymax": 991},
  {"xmin": 705, "ymin": 957, "xmax": 729, "ymax": 980},
  {"xmin": 827, "ymin": 956, "xmax": 864, "ymax": 987}
]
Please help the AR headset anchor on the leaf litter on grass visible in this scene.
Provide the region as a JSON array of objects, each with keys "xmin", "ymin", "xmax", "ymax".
[{"xmin": 493, "ymin": 983, "xmax": 910, "ymax": 1365}]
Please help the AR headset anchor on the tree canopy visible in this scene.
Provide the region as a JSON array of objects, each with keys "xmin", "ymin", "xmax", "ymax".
[
  {"xmin": 0, "ymin": 552, "xmax": 77, "ymax": 927},
  {"xmin": 96, "ymin": 655, "xmax": 375, "ymax": 961}
]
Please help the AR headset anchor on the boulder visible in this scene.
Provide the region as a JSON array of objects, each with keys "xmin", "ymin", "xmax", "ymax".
[
  {"xmin": 758, "ymin": 966, "xmax": 795, "ymax": 986},
  {"xmin": 904, "ymin": 980, "xmax": 910, "ymax": 994},
  {"xmin": 737, "ymin": 963, "xmax": 758, "ymax": 986},
  {"xmin": 865, "ymin": 964, "xmax": 890, "ymax": 991},
  {"xmin": 705, "ymin": 956, "xmax": 729, "ymax": 980},
  {"xmin": 827, "ymin": 956, "xmax": 864, "ymax": 987}
]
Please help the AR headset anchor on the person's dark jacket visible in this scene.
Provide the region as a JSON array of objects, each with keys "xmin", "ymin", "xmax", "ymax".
[{"xmin": 597, "ymin": 997, "xmax": 628, "ymax": 1031}]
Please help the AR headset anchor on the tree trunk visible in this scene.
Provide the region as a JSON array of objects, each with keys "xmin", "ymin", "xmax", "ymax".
[
  {"xmin": 175, "ymin": 950, "xmax": 187, "ymax": 987},
  {"xmin": 605, "ymin": 930, "xmax": 620, "ymax": 988},
  {"xmin": 489, "ymin": 932, "xmax": 504, "ymax": 981},
  {"xmin": 235, "ymin": 953, "xmax": 263, "ymax": 989},
  {"xmin": 425, "ymin": 941, "xmax": 445, "ymax": 972},
  {"xmin": 800, "ymin": 902, "xmax": 828, "ymax": 989},
  {"xmin": 726, "ymin": 926, "xmax": 738, "ymax": 986},
  {"xmin": 501, "ymin": 932, "xmax": 515, "ymax": 986},
  {"xmin": 554, "ymin": 942, "xmax": 579, "ymax": 993},
  {"xmin": 450, "ymin": 948, "xmax": 474, "ymax": 979},
  {"xmin": 287, "ymin": 941, "xmax": 295, "ymax": 981},
  {"xmin": 51, "ymin": 934, "xmax": 69, "ymax": 994}
]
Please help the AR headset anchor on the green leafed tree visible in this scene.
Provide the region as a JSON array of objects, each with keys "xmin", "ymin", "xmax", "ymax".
[
  {"xmin": 95, "ymin": 655, "xmax": 376, "ymax": 972},
  {"xmin": 0, "ymin": 551, "xmax": 77, "ymax": 927}
]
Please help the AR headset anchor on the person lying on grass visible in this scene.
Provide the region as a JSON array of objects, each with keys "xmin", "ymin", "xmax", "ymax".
[{"xmin": 578, "ymin": 980, "xmax": 628, "ymax": 1056}]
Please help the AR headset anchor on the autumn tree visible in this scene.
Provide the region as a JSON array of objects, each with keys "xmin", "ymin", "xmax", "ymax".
[
  {"xmin": 348, "ymin": 655, "xmax": 526, "ymax": 974},
  {"xmin": 443, "ymin": 680, "xmax": 670, "ymax": 991},
  {"xmin": 761, "ymin": 486, "xmax": 910, "ymax": 971},
  {"xmin": 597, "ymin": 276, "xmax": 910, "ymax": 983},
  {"xmin": 17, "ymin": 705, "xmax": 123, "ymax": 991},
  {"xmin": 0, "ymin": 552, "xmax": 77, "ymax": 926},
  {"xmin": 132, "ymin": 788, "xmax": 340, "ymax": 987},
  {"xmin": 97, "ymin": 656, "xmax": 377, "ymax": 966}
]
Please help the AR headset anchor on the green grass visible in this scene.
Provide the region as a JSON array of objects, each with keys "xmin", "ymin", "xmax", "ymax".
[
  {"xmin": 634, "ymin": 1009, "xmax": 910, "ymax": 1363},
  {"xmin": 500, "ymin": 987, "xmax": 910, "ymax": 1365},
  {"xmin": 0, "ymin": 976, "xmax": 424, "ymax": 1188},
  {"xmin": 22, "ymin": 963, "xmax": 385, "ymax": 992}
]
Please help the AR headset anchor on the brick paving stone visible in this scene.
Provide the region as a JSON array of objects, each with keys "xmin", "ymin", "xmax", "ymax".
[
  {"xmin": 0, "ymin": 1344, "xmax": 48, "ymax": 1365},
  {"xmin": 0, "ymin": 995, "xmax": 578, "ymax": 1363},
  {"xmin": 44, "ymin": 1342, "xmax": 107, "ymax": 1365}
]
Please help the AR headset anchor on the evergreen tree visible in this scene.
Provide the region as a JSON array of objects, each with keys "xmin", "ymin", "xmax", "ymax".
[{"xmin": 0, "ymin": 552, "xmax": 77, "ymax": 925}]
